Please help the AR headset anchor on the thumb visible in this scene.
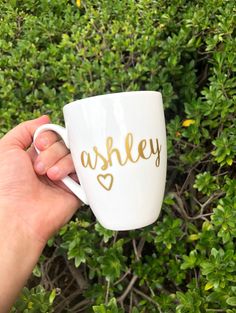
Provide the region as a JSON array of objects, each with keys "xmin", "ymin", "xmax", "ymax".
[{"xmin": 1, "ymin": 116, "xmax": 50, "ymax": 150}]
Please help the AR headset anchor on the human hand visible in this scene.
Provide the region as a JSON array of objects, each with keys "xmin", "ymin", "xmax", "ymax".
[
  {"xmin": 0, "ymin": 116, "xmax": 81, "ymax": 312},
  {"xmin": 0, "ymin": 115, "xmax": 81, "ymax": 246}
]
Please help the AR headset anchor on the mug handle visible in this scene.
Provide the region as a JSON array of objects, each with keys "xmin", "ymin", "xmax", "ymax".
[{"xmin": 33, "ymin": 124, "xmax": 89, "ymax": 205}]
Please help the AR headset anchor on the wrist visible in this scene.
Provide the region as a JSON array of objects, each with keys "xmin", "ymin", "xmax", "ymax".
[
  {"xmin": 0, "ymin": 211, "xmax": 44, "ymax": 312},
  {"xmin": 0, "ymin": 199, "xmax": 48, "ymax": 247},
  {"xmin": 0, "ymin": 207, "xmax": 45, "ymax": 258}
]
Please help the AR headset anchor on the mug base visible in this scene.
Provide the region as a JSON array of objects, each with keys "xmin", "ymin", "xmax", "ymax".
[{"xmin": 98, "ymin": 217, "xmax": 158, "ymax": 231}]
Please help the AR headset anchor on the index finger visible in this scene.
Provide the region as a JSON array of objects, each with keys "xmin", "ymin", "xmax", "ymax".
[
  {"xmin": 34, "ymin": 130, "xmax": 60, "ymax": 151},
  {"xmin": 1, "ymin": 116, "xmax": 50, "ymax": 150}
]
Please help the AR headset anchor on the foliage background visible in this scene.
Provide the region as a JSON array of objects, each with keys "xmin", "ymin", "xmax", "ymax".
[{"xmin": 0, "ymin": 0, "xmax": 235, "ymax": 312}]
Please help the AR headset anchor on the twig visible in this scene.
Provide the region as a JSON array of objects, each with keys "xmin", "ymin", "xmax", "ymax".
[
  {"xmin": 178, "ymin": 139, "xmax": 197, "ymax": 148},
  {"xmin": 194, "ymin": 268, "xmax": 199, "ymax": 289},
  {"xmin": 40, "ymin": 249, "xmax": 59, "ymax": 289},
  {"xmin": 62, "ymin": 276, "xmax": 76, "ymax": 295},
  {"xmin": 179, "ymin": 168, "xmax": 196, "ymax": 195},
  {"xmin": 114, "ymin": 269, "xmax": 131, "ymax": 286},
  {"xmin": 105, "ymin": 279, "xmax": 110, "ymax": 305},
  {"xmin": 132, "ymin": 292, "xmax": 139, "ymax": 306},
  {"xmin": 51, "ymin": 269, "xmax": 67, "ymax": 285},
  {"xmin": 179, "ymin": 153, "xmax": 211, "ymax": 195},
  {"xmin": 201, "ymin": 191, "xmax": 225, "ymax": 213},
  {"xmin": 193, "ymin": 191, "xmax": 225, "ymax": 215},
  {"xmin": 172, "ymin": 200, "xmax": 190, "ymax": 220},
  {"xmin": 76, "ymin": 304, "xmax": 92, "ymax": 312},
  {"xmin": 70, "ymin": 299, "xmax": 91, "ymax": 312},
  {"xmin": 113, "ymin": 231, "xmax": 118, "ymax": 244},
  {"xmin": 54, "ymin": 289, "xmax": 83, "ymax": 313},
  {"xmin": 215, "ymin": 170, "xmax": 229, "ymax": 177},
  {"xmin": 40, "ymin": 262, "xmax": 53, "ymax": 290},
  {"xmin": 132, "ymin": 237, "xmax": 146, "ymax": 261},
  {"xmin": 64, "ymin": 257, "xmax": 89, "ymax": 290},
  {"xmin": 129, "ymin": 291, "xmax": 133, "ymax": 313},
  {"xmin": 189, "ymin": 212, "xmax": 212, "ymax": 220},
  {"xmin": 171, "ymin": 191, "xmax": 225, "ymax": 221},
  {"xmin": 132, "ymin": 239, "xmax": 139, "ymax": 261},
  {"xmin": 118, "ymin": 275, "xmax": 138, "ymax": 303},
  {"xmin": 137, "ymin": 237, "xmax": 146, "ymax": 257},
  {"xmin": 133, "ymin": 287, "xmax": 162, "ymax": 313}
]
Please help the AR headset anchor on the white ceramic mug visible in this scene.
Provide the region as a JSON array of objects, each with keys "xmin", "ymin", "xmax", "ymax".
[{"xmin": 34, "ymin": 91, "xmax": 167, "ymax": 230}]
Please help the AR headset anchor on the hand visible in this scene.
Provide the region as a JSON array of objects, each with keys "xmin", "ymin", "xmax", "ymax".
[
  {"xmin": 0, "ymin": 116, "xmax": 81, "ymax": 312},
  {"xmin": 0, "ymin": 115, "xmax": 81, "ymax": 245}
]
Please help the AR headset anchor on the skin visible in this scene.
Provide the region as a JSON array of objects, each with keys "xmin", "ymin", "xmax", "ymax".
[{"xmin": 0, "ymin": 116, "xmax": 78, "ymax": 312}]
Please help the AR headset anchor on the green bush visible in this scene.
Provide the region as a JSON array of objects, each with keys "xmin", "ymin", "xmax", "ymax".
[
  {"xmin": 0, "ymin": 0, "xmax": 235, "ymax": 312},
  {"xmin": 10, "ymin": 286, "xmax": 56, "ymax": 313}
]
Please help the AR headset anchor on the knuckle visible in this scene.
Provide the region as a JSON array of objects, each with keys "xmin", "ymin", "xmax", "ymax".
[{"xmin": 47, "ymin": 131, "xmax": 59, "ymax": 142}]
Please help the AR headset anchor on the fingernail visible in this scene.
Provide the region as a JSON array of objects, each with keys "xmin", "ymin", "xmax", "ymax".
[
  {"xmin": 49, "ymin": 166, "xmax": 60, "ymax": 178},
  {"xmin": 38, "ymin": 137, "xmax": 49, "ymax": 148},
  {"xmin": 35, "ymin": 161, "xmax": 45, "ymax": 174}
]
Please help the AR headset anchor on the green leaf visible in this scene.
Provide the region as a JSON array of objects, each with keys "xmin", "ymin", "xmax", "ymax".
[
  {"xmin": 227, "ymin": 297, "xmax": 236, "ymax": 306},
  {"xmin": 205, "ymin": 282, "xmax": 214, "ymax": 291},
  {"xmin": 193, "ymin": 172, "xmax": 218, "ymax": 195},
  {"xmin": 49, "ymin": 289, "xmax": 56, "ymax": 305},
  {"xmin": 95, "ymin": 223, "xmax": 115, "ymax": 243},
  {"xmin": 32, "ymin": 264, "xmax": 41, "ymax": 278},
  {"xmin": 93, "ymin": 298, "xmax": 123, "ymax": 313}
]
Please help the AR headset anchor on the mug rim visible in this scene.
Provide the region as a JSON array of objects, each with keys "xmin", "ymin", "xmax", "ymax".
[{"xmin": 63, "ymin": 90, "xmax": 162, "ymax": 110}]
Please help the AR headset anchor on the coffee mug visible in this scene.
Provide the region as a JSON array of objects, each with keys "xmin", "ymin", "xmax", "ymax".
[{"xmin": 33, "ymin": 91, "xmax": 167, "ymax": 230}]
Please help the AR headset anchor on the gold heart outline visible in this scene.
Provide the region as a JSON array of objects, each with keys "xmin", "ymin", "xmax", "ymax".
[{"xmin": 97, "ymin": 174, "xmax": 114, "ymax": 191}]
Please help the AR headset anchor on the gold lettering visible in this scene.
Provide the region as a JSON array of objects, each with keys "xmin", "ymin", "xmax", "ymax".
[
  {"xmin": 149, "ymin": 138, "xmax": 161, "ymax": 167},
  {"xmin": 125, "ymin": 133, "xmax": 139, "ymax": 163},
  {"xmin": 150, "ymin": 138, "xmax": 157, "ymax": 155},
  {"xmin": 107, "ymin": 136, "xmax": 126, "ymax": 166},
  {"xmin": 81, "ymin": 151, "xmax": 97, "ymax": 169},
  {"xmin": 138, "ymin": 138, "xmax": 161, "ymax": 166},
  {"xmin": 156, "ymin": 143, "xmax": 161, "ymax": 167},
  {"xmin": 93, "ymin": 146, "xmax": 109, "ymax": 171},
  {"xmin": 80, "ymin": 133, "xmax": 162, "ymax": 171},
  {"xmin": 138, "ymin": 139, "xmax": 148, "ymax": 159}
]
